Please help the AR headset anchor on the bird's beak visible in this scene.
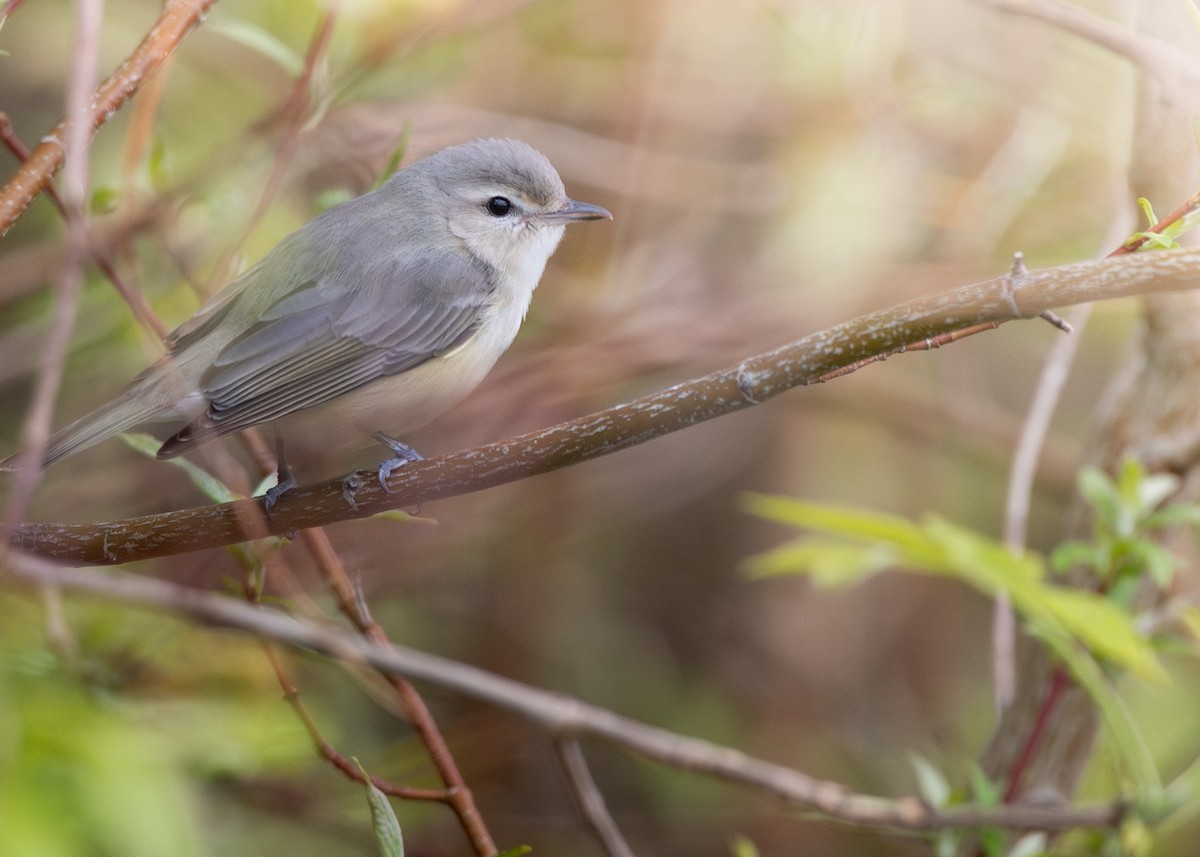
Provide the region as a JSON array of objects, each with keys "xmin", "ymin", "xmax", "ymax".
[{"xmin": 540, "ymin": 198, "xmax": 612, "ymax": 223}]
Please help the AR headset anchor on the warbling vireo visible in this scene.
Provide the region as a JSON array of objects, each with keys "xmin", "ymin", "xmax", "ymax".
[{"xmin": 2, "ymin": 138, "xmax": 610, "ymax": 490}]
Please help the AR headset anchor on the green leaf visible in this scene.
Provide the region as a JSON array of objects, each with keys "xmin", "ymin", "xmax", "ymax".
[
  {"xmin": 494, "ymin": 847, "xmax": 533, "ymax": 857},
  {"xmin": 354, "ymin": 759, "xmax": 404, "ymax": 857},
  {"xmin": 741, "ymin": 494, "xmax": 939, "ymax": 560},
  {"xmin": 1135, "ymin": 472, "xmax": 1179, "ymax": 513},
  {"xmin": 968, "ymin": 765, "xmax": 1002, "ymax": 807},
  {"xmin": 1137, "ymin": 197, "xmax": 1159, "ymax": 228},
  {"xmin": 374, "ymin": 510, "xmax": 434, "ymax": 524},
  {"xmin": 920, "ymin": 516, "xmax": 1044, "ymax": 593},
  {"xmin": 211, "ymin": 19, "xmax": 304, "ymax": 76},
  {"xmin": 1142, "ymin": 504, "xmax": 1200, "ymax": 529},
  {"xmin": 909, "ymin": 753, "xmax": 950, "ymax": 808},
  {"xmin": 90, "ymin": 186, "xmax": 120, "ymax": 214},
  {"xmin": 371, "ymin": 124, "xmax": 412, "ymax": 192},
  {"xmin": 147, "ymin": 136, "xmax": 170, "ymax": 192},
  {"xmin": 934, "ymin": 830, "xmax": 962, "ymax": 857},
  {"xmin": 1177, "ymin": 606, "xmax": 1200, "ymax": 646},
  {"xmin": 729, "ymin": 834, "xmax": 760, "ymax": 857},
  {"xmin": 1035, "ymin": 588, "xmax": 1167, "ymax": 684},
  {"xmin": 1077, "ymin": 467, "xmax": 1123, "ymax": 533},
  {"xmin": 1050, "ymin": 541, "xmax": 1103, "ymax": 575},
  {"xmin": 120, "ymin": 433, "xmax": 241, "ymax": 504},
  {"xmin": 1129, "ymin": 231, "xmax": 1178, "ymax": 250},
  {"xmin": 742, "ymin": 538, "xmax": 896, "ymax": 587},
  {"xmin": 1128, "ymin": 541, "xmax": 1176, "ymax": 589},
  {"xmin": 314, "ymin": 188, "xmax": 354, "ymax": 213},
  {"xmin": 1084, "ymin": 463, "xmax": 1128, "ymax": 530},
  {"xmin": 1006, "ymin": 832, "xmax": 1048, "ymax": 857}
]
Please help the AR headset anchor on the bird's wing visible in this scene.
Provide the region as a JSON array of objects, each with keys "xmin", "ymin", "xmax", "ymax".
[{"xmin": 157, "ymin": 248, "xmax": 494, "ymax": 457}]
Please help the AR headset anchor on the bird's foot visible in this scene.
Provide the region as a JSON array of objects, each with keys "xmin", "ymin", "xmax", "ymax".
[
  {"xmin": 373, "ymin": 432, "xmax": 423, "ymax": 493},
  {"xmin": 263, "ymin": 439, "xmax": 296, "ymax": 513}
]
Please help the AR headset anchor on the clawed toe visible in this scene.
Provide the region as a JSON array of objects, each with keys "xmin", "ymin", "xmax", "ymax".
[{"xmin": 373, "ymin": 432, "xmax": 423, "ymax": 493}]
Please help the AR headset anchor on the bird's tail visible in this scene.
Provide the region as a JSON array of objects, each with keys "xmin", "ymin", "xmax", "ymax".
[{"xmin": 0, "ymin": 386, "xmax": 163, "ymax": 472}]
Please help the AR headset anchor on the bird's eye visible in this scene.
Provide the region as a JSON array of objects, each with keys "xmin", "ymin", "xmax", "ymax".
[{"xmin": 485, "ymin": 196, "xmax": 512, "ymax": 217}]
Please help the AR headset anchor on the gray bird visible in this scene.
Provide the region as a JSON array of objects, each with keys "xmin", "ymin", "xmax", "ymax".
[{"xmin": 2, "ymin": 138, "xmax": 610, "ymax": 490}]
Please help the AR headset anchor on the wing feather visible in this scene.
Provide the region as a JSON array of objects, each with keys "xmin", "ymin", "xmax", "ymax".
[{"xmin": 157, "ymin": 246, "xmax": 494, "ymax": 457}]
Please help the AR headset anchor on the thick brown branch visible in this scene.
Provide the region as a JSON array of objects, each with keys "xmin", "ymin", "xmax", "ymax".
[
  {"xmin": 12, "ymin": 246, "xmax": 1200, "ymax": 565},
  {"xmin": 7, "ymin": 556, "xmax": 1128, "ymax": 835}
]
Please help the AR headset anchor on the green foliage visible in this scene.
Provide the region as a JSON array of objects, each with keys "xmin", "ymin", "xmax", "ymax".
[
  {"xmin": 1126, "ymin": 198, "xmax": 1200, "ymax": 251},
  {"xmin": 741, "ymin": 466, "xmax": 1200, "ymax": 798},
  {"xmin": 1053, "ymin": 461, "xmax": 1200, "ymax": 595},
  {"xmin": 729, "ymin": 834, "xmax": 761, "ymax": 857},
  {"xmin": 910, "ymin": 753, "xmax": 951, "ymax": 810},
  {"xmin": 0, "ymin": 598, "xmax": 312, "ymax": 857},
  {"xmin": 120, "ymin": 432, "xmax": 242, "ymax": 505},
  {"xmin": 370, "ymin": 126, "xmax": 412, "ymax": 192},
  {"xmin": 742, "ymin": 493, "xmax": 1167, "ymax": 684},
  {"xmin": 355, "ymin": 759, "xmax": 404, "ymax": 857},
  {"xmin": 209, "ymin": 18, "xmax": 306, "ymax": 76}
]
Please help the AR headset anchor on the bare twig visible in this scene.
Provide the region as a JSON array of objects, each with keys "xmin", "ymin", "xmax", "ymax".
[
  {"xmin": 556, "ymin": 738, "xmax": 638, "ymax": 857},
  {"xmin": 5, "ymin": 554, "xmax": 1128, "ymax": 835},
  {"xmin": 4, "ymin": 0, "xmax": 103, "ymax": 522},
  {"xmin": 0, "ymin": 114, "xmax": 168, "ymax": 341},
  {"xmin": 263, "ymin": 642, "xmax": 449, "ymax": 801},
  {"xmin": 4, "ymin": 0, "xmax": 106, "ymax": 659},
  {"xmin": 981, "ymin": 0, "xmax": 1200, "ymax": 94},
  {"xmin": 14, "ymin": 244, "xmax": 1200, "ymax": 564},
  {"xmin": 296, "ymin": 527, "xmax": 498, "ymax": 856}
]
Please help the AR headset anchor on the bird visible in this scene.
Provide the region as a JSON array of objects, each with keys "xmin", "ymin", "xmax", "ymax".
[{"xmin": 1, "ymin": 138, "xmax": 610, "ymax": 497}]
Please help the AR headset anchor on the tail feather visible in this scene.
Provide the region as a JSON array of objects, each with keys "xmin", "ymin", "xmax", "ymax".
[{"xmin": 0, "ymin": 387, "xmax": 165, "ymax": 472}]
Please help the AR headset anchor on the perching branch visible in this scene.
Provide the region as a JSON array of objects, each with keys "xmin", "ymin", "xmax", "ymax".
[
  {"xmin": 12, "ymin": 245, "xmax": 1200, "ymax": 565},
  {"xmin": 6, "ymin": 554, "xmax": 1127, "ymax": 835}
]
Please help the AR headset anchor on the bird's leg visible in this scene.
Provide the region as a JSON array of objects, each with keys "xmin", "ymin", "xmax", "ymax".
[
  {"xmin": 373, "ymin": 431, "xmax": 423, "ymax": 493},
  {"xmin": 263, "ymin": 437, "xmax": 296, "ymax": 512}
]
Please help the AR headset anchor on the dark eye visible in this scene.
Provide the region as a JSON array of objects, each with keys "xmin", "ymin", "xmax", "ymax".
[{"xmin": 485, "ymin": 196, "xmax": 512, "ymax": 217}]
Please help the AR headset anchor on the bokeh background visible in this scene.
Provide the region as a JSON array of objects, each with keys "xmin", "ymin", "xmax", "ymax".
[{"xmin": 2, "ymin": 0, "xmax": 1198, "ymax": 854}]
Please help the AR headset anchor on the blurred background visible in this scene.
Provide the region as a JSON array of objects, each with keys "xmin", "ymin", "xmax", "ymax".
[{"xmin": 2, "ymin": 0, "xmax": 1197, "ymax": 854}]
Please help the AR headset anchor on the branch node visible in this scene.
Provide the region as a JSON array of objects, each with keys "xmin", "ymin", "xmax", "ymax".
[
  {"xmin": 341, "ymin": 473, "xmax": 362, "ymax": 511},
  {"xmin": 735, "ymin": 365, "xmax": 762, "ymax": 404},
  {"xmin": 1004, "ymin": 250, "xmax": 1030, "ymax": 317}
]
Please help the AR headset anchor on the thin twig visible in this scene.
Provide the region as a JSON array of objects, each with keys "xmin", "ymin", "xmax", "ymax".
[
  {"xmin": 5, "ymin": 554, "xmax": 1128, "ymax": 836},
  {"xmin": 262, "ymin": 642, "xmax": 449, "ymax": 801},
  {"xmin": 981, "ymin": 0, "xmax": 1200, "ymax": 94},
  {"xmin": 5, "ymin": 0, "xmax": 105, "ymax": 658},
  {"xmin": 997, "ymin": 305, "xmax": 1092, "ymax": 707},
  {"xmin": 555, "ymin": 738, "xmax": 638, "ymax": 857},
  {"xmin": 297, "ymin": 527, "xmax": 498, "ymax": 856},
  {"xmin": 0, "ymin": 114, "xmax": 168, "ymax": 340}
]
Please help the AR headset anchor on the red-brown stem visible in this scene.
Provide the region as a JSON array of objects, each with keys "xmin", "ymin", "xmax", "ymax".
[
  {"xmin": 263, "ymin": 643, "xmax": 450, "ymax": 801},
  {"xmin": 297, "ymin": 527, "xmax": 498, "ymax": 855},
  {"xmin": 1003, "ymin": 666, "xmax": 1073, "ymax": 803}
]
